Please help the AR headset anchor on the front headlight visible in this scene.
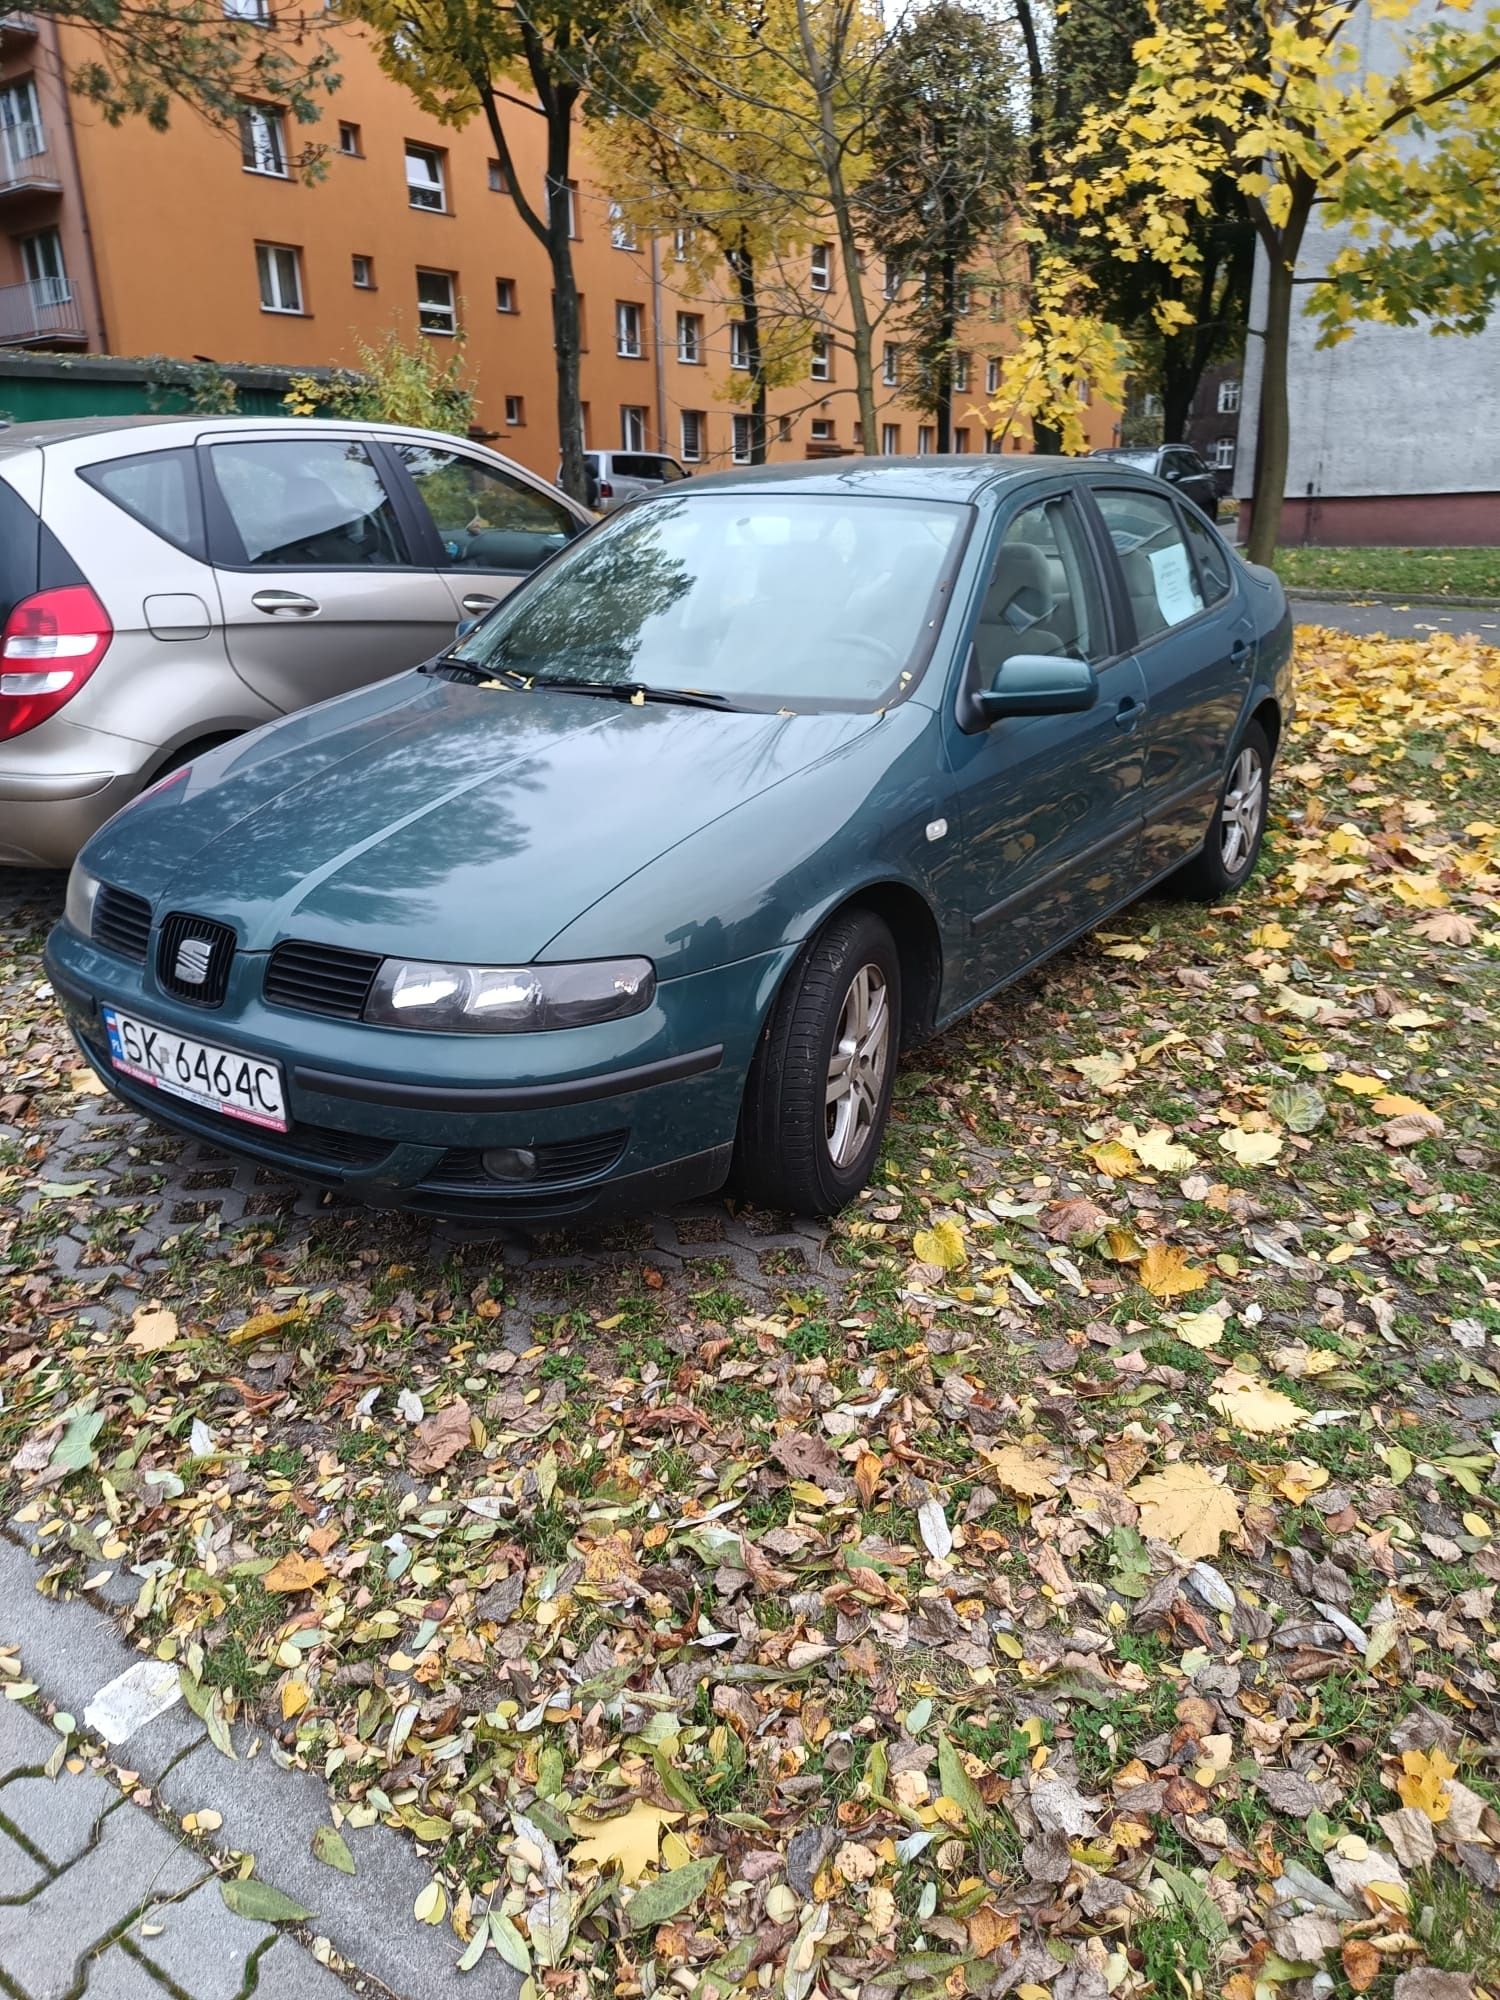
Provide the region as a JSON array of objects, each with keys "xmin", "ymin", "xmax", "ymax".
[
  {"xmin": 64, "ymin": 861, "xmax": 101, "ymax": 939},
  {"xmin": 363, "ymin": 956, "xmax": 656, "ymax": 1033}
]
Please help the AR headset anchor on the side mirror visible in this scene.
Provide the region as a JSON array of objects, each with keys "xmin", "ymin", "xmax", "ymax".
[{"xmin": 975, "ymin": 653, "xmax": 1099, "ymax": 724}]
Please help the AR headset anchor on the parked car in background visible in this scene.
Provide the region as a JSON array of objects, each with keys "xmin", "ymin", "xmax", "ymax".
[
  {"xmin": 1089, "ymin": 443, "xmax": 1222, "ymax": 520},
  {"xmin": 566, "ymin": 450, "xmax": 688, "ymax": 512},
  {"xmin": 50, "ymin": 457, "xmax": 1292, "ymax": 1223},
  {"xmin": 0, "ymin": 415, "xmax": 591, "ymax": 868}
]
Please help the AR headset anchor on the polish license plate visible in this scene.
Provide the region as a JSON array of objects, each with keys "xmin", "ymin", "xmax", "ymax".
[{"xmin": 102, "ymin": 1006, "xmax": 287, "ymax": 1132}]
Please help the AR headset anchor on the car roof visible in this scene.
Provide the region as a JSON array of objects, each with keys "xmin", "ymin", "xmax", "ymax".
[
  {"xmin": 0, "ymin": 413, "xmax": 498, "ymax": 453},
  {"xmin": 679, "ymin": 453, "xmax": 1095, "ymax": 503}
]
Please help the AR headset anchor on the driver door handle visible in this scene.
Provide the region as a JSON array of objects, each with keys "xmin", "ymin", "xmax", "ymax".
[
  {"xmin": 461, "ymin": 593, "xmax": 500, "ymax": 616},
  {"xmin": 251, "ymin": 590, "xmax": 320, "ymax": 618},
  {"xmin": 1114, "ymin": 695, "xmax": 1145, "ymax": 729}
]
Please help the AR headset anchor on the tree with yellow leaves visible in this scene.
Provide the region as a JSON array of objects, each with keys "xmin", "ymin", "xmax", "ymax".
[{"xmin": 1042, "ymin": 0, "xmax": 1500, "ymax": 563}]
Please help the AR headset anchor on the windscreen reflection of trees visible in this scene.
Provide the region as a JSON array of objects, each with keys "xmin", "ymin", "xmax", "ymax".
[
  {"xmin": 467, "ymin": 499, "xmax": 695, "ymax": 684},
  {"xmin": 461, "ymin": 495, "xmax": 963, "ymax": 702}
]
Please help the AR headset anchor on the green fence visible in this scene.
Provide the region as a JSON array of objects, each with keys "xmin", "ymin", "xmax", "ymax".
[{"xmin": 0, "ymin": 353, "xmax": 344, "ymax": 426}]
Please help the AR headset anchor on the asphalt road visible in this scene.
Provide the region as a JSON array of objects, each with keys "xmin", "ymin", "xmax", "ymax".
[{"xmin": 1292, "ymin": 597, "xmax": 1500, "ymax": 643}]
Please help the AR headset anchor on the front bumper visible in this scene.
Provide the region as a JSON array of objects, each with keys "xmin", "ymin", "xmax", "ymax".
[{"xmin": 46, "ymin": 926, "xmax": 794, "ymax": 1221}]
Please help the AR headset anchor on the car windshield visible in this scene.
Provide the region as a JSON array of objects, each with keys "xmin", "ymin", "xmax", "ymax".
[{"xmin": 450, "ymin": 489, "xmax": 968, "ymax": 711}]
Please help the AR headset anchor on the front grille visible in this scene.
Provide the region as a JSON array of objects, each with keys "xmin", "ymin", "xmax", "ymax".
[
  {"xmin": 264, "ymin": 940, "xmax": 382, "ymax": 1021},
  {"xmin": 93, "ymin": 884, "xmax": 152, "ymax": 962},
  {"xmin": 420, "ymin": 1129, "xmax": 628, "ymax": 1193},
  {"xmin": 156, "ymin": 911, "xmax": 236, "ymax": 1007}
]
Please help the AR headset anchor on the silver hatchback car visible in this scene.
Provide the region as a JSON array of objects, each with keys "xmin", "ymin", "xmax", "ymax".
[{"xmin": 0, "ymin": 415, "xmax": 592, "ymax": 867}]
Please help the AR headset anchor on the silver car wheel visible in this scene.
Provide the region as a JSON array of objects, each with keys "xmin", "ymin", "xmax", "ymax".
[
  {"xmin": 825, "ymin": 963, "xmax": 891, "ymax": 1170},
  {"xmin": 1220, "ymin": 746, "xmax": 1265, "ymax": 874}
]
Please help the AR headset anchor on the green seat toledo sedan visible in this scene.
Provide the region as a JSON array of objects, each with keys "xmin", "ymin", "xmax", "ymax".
[{"xmin": 46, "ymin": 459, "xmax": 1292, "ymax": 1221}]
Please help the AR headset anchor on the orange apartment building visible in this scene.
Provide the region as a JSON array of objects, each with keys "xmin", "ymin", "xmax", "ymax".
[{"xmin": 0, "ymin": 9, "xmax": 1118, "ymax": 479}]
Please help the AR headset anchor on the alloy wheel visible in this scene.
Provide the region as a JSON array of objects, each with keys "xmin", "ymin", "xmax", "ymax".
[
  {"xmin": 1220, "ymin": 745, "xmax": 1265, "ymax": 874},
  {"xmin": 825, "ymin": 962, "xmax": 891, "ymax": 1169}
]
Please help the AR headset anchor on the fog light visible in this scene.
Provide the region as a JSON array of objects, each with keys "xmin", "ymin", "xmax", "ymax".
[{"xmin": 481, "ymin": 1146, "xmax": 538, "ymax": 1183}]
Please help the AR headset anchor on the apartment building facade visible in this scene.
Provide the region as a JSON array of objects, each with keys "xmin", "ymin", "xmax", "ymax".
[{"xmin": 0, "ymin": 10, "xmax": 1117, "ymax": 479}]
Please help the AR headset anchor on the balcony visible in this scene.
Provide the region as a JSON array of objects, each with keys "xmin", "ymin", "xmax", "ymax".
[
  {"xmin": 0, "ymin": 123, "xmax": 61, "ymax": 202},
  {"xmin": 0, "ymin": 13, "xmax": 39, "ymax": 44},
  {"xmin": 0, "ymin": 276, "xmax": 85, "ymax": 347}
]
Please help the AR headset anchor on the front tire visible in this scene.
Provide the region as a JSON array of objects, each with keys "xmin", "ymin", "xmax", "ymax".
[
  {"xmin": 1175, "ymin": 719, "xmax": 1272, "ymax": 901},
  {"xmin": 735, "ymin": 908, "xmax": 901, "ymax": 1216}
]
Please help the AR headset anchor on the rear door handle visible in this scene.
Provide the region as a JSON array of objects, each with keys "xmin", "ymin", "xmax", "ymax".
[
  {"xmin": 460, "ymin": 593, "xmax": 500, "ymax": 616},
  {"xmin": 251, "ymin": 590, "xmax": 320, "ymax": 618},
  {"xmin": 1230, "ymin": 637, "xmax": 1251, "ymax": 663},
  {"xmin": 1114, "ymin": 695, "xmax": 1144, "ymax": 729}
]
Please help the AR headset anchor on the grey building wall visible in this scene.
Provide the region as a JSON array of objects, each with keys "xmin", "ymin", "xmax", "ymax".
[{"xmin": 1234, "ymin": 0, "xmax": 1500, "ymax": 540}]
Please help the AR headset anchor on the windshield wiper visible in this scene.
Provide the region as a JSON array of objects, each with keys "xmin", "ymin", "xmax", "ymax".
[
  {"xmin": 529, "ymin": 677, "xmax": 740, "ymax": 711},
  {"xmin": 425, "ymin": 657, "xmax": 529, "ymax": 686}
]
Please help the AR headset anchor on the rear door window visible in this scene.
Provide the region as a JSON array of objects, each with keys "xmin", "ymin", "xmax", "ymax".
[
  {"xmin": 1182, "ymin": 509, "xmax": 1233, "ymax": 604},
  {"xmin": 1094, "ymin": 488, "xmax": 1205, "ymax": 640},
  {"xmin": 80, "ymin": 447, "xmax": 208, "ymax": 562},
  {"xmin": 207, "ymin": 438, "xmax": 408, "ymax": 567}
]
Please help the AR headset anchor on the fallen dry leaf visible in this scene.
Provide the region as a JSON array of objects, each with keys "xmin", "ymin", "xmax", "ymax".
[
  {"xmin": 1128, "ymin": 1462, "xmax": 1242, "ymax": 1559},
  {"xmin": 1137, "ymin": 1242, "xmax": 1211, "ymax": 1299}
]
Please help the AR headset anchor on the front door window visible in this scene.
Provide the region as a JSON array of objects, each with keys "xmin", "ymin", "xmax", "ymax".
[{"xmin": 394, "ymin": 444, "xmax": 575, "ymax": 574}]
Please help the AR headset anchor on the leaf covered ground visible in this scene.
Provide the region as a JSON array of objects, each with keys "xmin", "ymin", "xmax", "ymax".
[{"xmin": 2, "ymin": 626, "xmax": 1499, "ymax": 2000}]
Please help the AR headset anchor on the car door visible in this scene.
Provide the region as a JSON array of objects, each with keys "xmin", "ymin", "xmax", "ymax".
[
  {"xmin": 1089, "ymin": 483, "xmax": 1253, "ymax": 878},
  {"xmin": 388, "ymin": 440, "xmax": 582, "ymax": 627},
  {"xmin": 203, "ymin": 431, "xmax": 460, "ymax": 712},
  {"xmin": 944, "ymin": 486, "xmax": 1148, "ymax": 1000}
]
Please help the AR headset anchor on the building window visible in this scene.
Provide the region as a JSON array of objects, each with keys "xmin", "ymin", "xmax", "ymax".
[
  {"xmin": 255, "ymin": 241, "xmax": 302, "ymax": 315},
  {"xmin": 777, "ymin": 416, "xmax": 792, "ymax": 442},
  {"xmin": 985, "ymin": 356, "xmax": 1000, "ymax": 395},
  {"xmin": 810, "ymin": 418, "xmax": 834, "ymax": 442},
  {"xmin": 729, "ymin": 321, "xmax": 750, "ymax": 371},
  {"xmin": 677, "ymin": 312, "xmax": 702, "ymax": 363},
  {"xmin": 495, "ymin": 277, "xmax": 516, "ymax": 314},
  {"xmin": 406, "ymin": 143, "xmax": 447, "ymax": 212},
  {"xmin": 505, "ymin": 395, "xmax": 525, "ymax": 427},
  {"xmin": 615, "ymin": 300, "xmax": 643, "ymax": 358},
  {"xmin": 881, "ymin": 422, "xmax": 900, "ymax": 454},
  {"xmin": 809, "ymin": 332, "xmax": 830, "ymax": 382},
  {"xmin": 546, "ymin": 176, "xmax": 579, "ymax": 237},
  {"xmin": 20, "ymin": 227, "xmax": 67, "ymax": 302},
  {"xmin": 417, "ymin": 268, "xmax": 456, "ymax": 335},
  {"xmin": 1217, "ymin": 378, "xmax": 1241, "ymax": 415},
  {"xmin": 1141, "ymin": 391, "xmax": 1163, "ymax": 418},
  {"xmin": 351, "ymin": 254, "xmax": 374, "ymax": 289},
  {"xmin": 621, "ymin": 406, "xmax": 647, "ymax": 451},
  {"xmin": 488, "ymin": 159, "xmax": 509, "ymax": 193},
  {"xmin": 1077, "ymin": 378, "xmax": 1092, "ymax": 406},
  {"xmin": 956, "ymin": 280, "xmax": 973, "ymax": 316},
  {"xmin": 954, "ymin": 425, "xmax": 970, "ymax": 453},
  {"xmin": 853, "ymin": 421, "xmax": 863, "ymax": 448},
  {"xmin": 883, "ymin": 262, "xmax": 901, "ymax": 301},
  {"xmin": 881, "ymin": 343, "xmax": 900, "ymax": 387},
  {"xmin": 732, "ymin": 414, "xmax": 753, "ymax": 464},
  {"xmin": 917, "ymin": 425, "xmax": 934, "ymax": 455},
  {"xmin": 673, "ymin": 228, "xmax": 693, "ymax": 262},
  {"xmin": 1212, "ymin": 436, "xmax": 1236, "ymax": 470},
  {"xmin": 680, "ymin": 410, "xmax": 704, "ymax": 462},
  {"xmin": 810, "ymin": 242, "xmax": 831, "ymax": 291},
  {"xmin": 222, "ymin": 0, "xmax": 269, "ymax": 18},
  {"xmin": 337, "ymin": 121, "xmax": 361, "ymax": 156},
  {"xmin": 608, "ymin": 202, "xmax": 637, "ymax": 250},
  {"xmin": 239, "ymin": 104, "xmax": 287, "ymax": 178},
  {"xmin": 952, "ymin": 352, "xmax": 969, "ymax": 393},
  {"xmin": 0, "ymin": 79, "xmax": 44, "ymax": 162},
  {"xmin": 986, "ymin": 432, "xmax": 1003, "ymax": 453}
]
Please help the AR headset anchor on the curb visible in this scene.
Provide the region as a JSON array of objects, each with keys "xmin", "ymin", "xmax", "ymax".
[{"xmin": 1283, "ymin": 585, "xmax": 1500, "ymax": 609}]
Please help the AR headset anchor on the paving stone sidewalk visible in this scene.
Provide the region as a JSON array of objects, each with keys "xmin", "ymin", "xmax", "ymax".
[{"xmin": 0, "ymin": 1533, "xmax": 515, "ymax": 2000}]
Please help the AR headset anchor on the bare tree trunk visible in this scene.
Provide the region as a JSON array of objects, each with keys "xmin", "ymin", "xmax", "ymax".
[
  {"xmin": 934, "ymin": 251, "xmax": 957, "ymax": 452},
  {"xmin": 792, "ymin": 0, "xmax": 878, "ymax": 452},
  {"xmin": 727, "ymin": 239, "xmax": 769, "ymax": 464},
  {"xmin": 1011, "ymin": 0, "xmax": 1059, "ymax": 454}
]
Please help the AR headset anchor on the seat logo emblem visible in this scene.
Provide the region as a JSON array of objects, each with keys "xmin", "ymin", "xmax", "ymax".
[{"xmin": 174, "ymin": 937, "xmax": 214, "ymax": 985}]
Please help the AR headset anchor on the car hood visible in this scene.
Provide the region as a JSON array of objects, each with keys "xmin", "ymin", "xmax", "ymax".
[{"xmin": 84, "ymin": 672, "xmax": 879, "ymax": 964}]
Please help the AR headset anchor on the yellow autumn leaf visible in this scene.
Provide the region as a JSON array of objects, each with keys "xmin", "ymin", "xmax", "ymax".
[
  {"xmin": 263, "ymin": 1553, "xmax": 329, "ymax": 1595},
  {"xmin": 414, "ymin": 1882, "xmax": 447, "ymax": 1924},
  {"xmin": 569, "ymin": 1800, "xmax": 682, "ymax": 1883},
  {"xmin": 1070, "ymin": 1052, "xmax": 1134, "ymax": 1088},
  {"xmin": 1334, "ymin": 1072, "xmax": 1385, "ymax": 1095},
  {"xmin": 1395, "ymin": 1747, "xmax": 1455, "ymax": 1823},
  {"xmin": 1128, "ymin": 1463, "xmax": 1241, "ymax": 1560},
  {"xmin": 1272, "ymin": 1459, "xmax": 1331, "ymax": 1504},
  {"xmin": 1249, "ymin": 922, "xmax": 1294, "ymax": 948},
  {"xmin": 1370, "ymin": 1093, "xmax": 1429, "ymax": 1117},
  {"xmin": 912, "ymin": 1220, "xmax": 966, "ymax": 1271},
  {"xmin": 1122, "ymin": 1124, "xmax": 1197, "ymax": 1174},
  {"xmin": 126, "ymin": 1309, "xmax": 179, "ymax": 1353},
  {"xmin": 1218, "ymin": 1126, "xmax": 1284, "ymax": 1168},
  {"xmin": 281, "ymin": 1679, "xmax": 310, "ymax": 1721},
  {"xmin": 1208, "ymin": 1369, "xmax": 1307, "ymax": 1434},
  {"xmin": 1137, "ymin": 1242, "xmax": 1210, "ymax": 1299},
  {"xmin": 1087, "ymin": 1139, "xmax": 1136, "ymax": 1178},
  {"xmin": 986, "ymin": 1444, "xmax": 1064, "ymax": 1500},
  {"xmin": 1174, "ymin": 1307, "xmax": 1229, "ymax": 1349}
]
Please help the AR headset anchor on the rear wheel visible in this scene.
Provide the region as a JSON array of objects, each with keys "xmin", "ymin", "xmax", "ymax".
[
  {"xmin": 735, "ymin": 908, "xmax": 901, "ymax": 1216},
  {"xmin": 1175, "ymin": 719, "xmax": 1271, "ymax": 901}
]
